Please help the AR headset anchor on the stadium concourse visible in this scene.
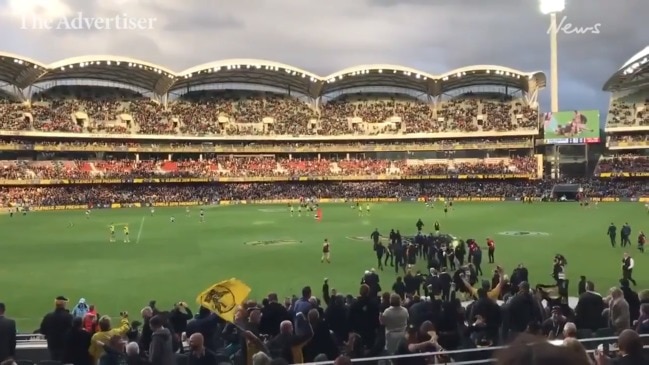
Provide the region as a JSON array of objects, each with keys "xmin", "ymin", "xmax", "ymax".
[{"xmin": 1, "ymin": 47, "xmax": 649, "ymax": 365}]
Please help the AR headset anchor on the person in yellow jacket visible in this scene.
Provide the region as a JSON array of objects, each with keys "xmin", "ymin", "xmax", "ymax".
[{"xmin": 88, "ymin": 312, "xmax": 131, "ymax": 365}]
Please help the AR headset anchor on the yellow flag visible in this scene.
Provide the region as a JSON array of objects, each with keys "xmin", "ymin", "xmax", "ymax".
[{"xmin": 196, "ymin": 278, "xmax": 251, "ymax": 322}]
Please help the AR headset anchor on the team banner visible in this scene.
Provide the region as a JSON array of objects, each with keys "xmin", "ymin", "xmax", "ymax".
[
  {"xmin": 150, "ymin": 201, "xmax": 202, "ymax": 207},
  {"xmin": 543, "ymin": 110, "xmax": 601, "ymax": 144},
  {"xmin": 195, "ymin": 278, "xmax": 251, "ymax": 323}
]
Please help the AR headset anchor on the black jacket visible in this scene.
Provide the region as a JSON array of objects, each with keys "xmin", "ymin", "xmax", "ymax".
[
  {"xmin": 506, "ymin": 292, "xmax": 543, "ymax": 333},
  {"xmin": 260, "ymin": 302, "xmax": 291, "ymax": 337},
  {"xmin": 348, "ymin": 296, "xmax": 380, "ymax": 348},
  {"xmin": 168, "ymin": 308, "xmax": 193, "ymax": 335},
  {"xmin": 575, "ymin": 291, "xmax": 606, "ymax": 331},
  {"xmin": 0, "ymin": 315, "xmax": 16, "ymax": 362},
  {"xmin": 63, "ymin": 328, "xmax": 92, "ymax": 365},
  {"xmin": 40, "ymin": 308, "xmax": 73, "ymax": 351},
  {"xmin": 621, "ymin": 286, "xmax": 640, "ymax": 323}
]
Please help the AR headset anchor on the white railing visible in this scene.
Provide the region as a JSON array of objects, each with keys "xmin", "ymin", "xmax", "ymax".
[
  {"xmin": 304, "ymin": 334, "xmax": 649, "ymax": 365},
  {"xmin": 17, "ymin": 333, "xmax": 649, "ymax": 364}
]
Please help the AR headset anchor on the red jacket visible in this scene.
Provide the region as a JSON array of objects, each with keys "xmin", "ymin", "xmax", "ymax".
[{"xmin": 487, "ymin": 240, "xmax": 495, "ymax": 249}]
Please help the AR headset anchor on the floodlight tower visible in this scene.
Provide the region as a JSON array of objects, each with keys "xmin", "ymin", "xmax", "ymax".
[{"xmin": 540, "ymin": 0, "xmax": 565, "ymax": 113}]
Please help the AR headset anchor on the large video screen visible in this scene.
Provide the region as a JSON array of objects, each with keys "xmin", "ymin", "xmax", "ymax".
[{"xmin": 543, "ymin": 110, "xmax": 600, "ymax": 144}]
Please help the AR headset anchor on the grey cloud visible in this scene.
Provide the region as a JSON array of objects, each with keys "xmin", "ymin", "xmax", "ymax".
[
  {"xmin": 0, "ymin": 0, "xmax": 644, "ymax": 114},
  {"xmin": 163, "ymin": 14, "xmax": 244, "ymax": 32}
]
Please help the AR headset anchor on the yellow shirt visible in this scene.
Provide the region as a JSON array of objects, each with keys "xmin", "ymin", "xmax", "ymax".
[
  {"xmin": 110, "ymin": 225, "xmax": 114, "ymax": 233},
  {"xmin": 469, "ymin": 283, "xmax": 502, "ymax": 301},
  {"xmin": 88, "ymin": 317, "xmax": 130, "ymax": 364},
  {"xmin": 123, "ymin": 227, "xmax": 129, "ymax": 234}
]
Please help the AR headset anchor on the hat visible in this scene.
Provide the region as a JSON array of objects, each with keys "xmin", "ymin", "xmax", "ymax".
[
  {"xmin": 55, "ymin": 296, "xmax": 69, "ymax": 307},
  {"xmin": 79, "ymin": 298, "xmax": 86, "ymax": 304}
]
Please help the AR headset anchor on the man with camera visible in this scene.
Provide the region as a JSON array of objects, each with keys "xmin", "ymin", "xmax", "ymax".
[{"xmin": 169, "ymin": 302, "xmax": 193, "ymax": 350}]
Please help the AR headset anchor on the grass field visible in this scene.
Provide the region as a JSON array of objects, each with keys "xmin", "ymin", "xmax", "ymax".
[{"xmin": 2, "ymin": 201, "xmax": 648, "ymax": 332}]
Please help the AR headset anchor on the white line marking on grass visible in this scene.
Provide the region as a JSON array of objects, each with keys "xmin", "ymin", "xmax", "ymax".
[
  {"xmin": 252, "ymin": 220, "xmax": 275, "ymax": 225},
  {"xmin": 136, "ymin": 216, "xmax": 146, "ymax": 244}
]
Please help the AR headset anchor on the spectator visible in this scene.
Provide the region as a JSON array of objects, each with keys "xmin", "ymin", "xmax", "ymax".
[
  {"xmin": 505, "ymin": 282, "xmax": 543, "ymax": 337},
  {"xmin": 575, "ymin": 281, "xmax": 606, "ymax": 331},
  {"xmin": 63, "ymin": 317, "xmax": 92, "ymax": 365},
  {"xmin": 348, "ymin": 285, "xmax": 380, "ymax": 348},
  {"xmin": 302, "ymin": 308, "xmax": 338, "ymax": 362},
  {"xmin": 260, "ymin": 293, "xmax": 291, "ymax": 337},
  {"xmin": 619, "ymin": 279, "xmax": 640, "ymax": 323},
  {"xmin": 89, "ymin": 313, "xmax": 131, "ymax": 365},
  {"xmin": 98, "ymin": 335, "xmax": 127, "ymax": 365},
  {"xmin": 561, "ymin": 338, "xmax": 591, "ymax": 364},
  {"xmin": 168, "ymin": 303, "xmax": 193, "ymax": 346},
  {"xmin": 542, "ymin": 306, "xmax": 568, "ymax": 339},
  {"xmin": 605, "ymin": 288, "xmax": 630, "ymax": 334},
  {"xmin": 0, "ymin": 303, "xmax": 16, "ymax": 362},
  {"xmin": 496, "ymin": 334, "xmax": 592, "ymax": 365},
  {"xmin": 40, "ymin": 295, "xmax": 74, "ymax": 361},
  {"xmin": 380, "ymin": 294, "xmax": 409, "ymax": 355},
  {"xmin": 266, "ymin": 313, "xmax": 313, "ymax": 364},
  {"xmin": 187, "ymin": 333, "xmax": 218, "ymax": 365},
  {"xmin": 148, "ymin": 315, "xmax": 174, "ymax": 365},
  {"xmin": 562, "ymin": 322, "xmax": 578, "ymax": 341},
  {"xmin": 125, "ymin": 342, "xmax": 148, "ymax": 365},
  {"xmin": 595, "ymin": 329, "xmax": 649, "ymax": 365}
]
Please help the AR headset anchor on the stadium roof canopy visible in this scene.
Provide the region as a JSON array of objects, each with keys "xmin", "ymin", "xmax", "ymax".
[
  {"xmin": 0, "ymin": 52, "xmax": 547, "ymax": 98},
  {"xmin": 603, "ymin": 46, "xmax": 649, "ymax": 92},
  {"xmin": 0, "ymin": 52, "xmax": 49, "ymax": 89},
  {"xmin": 172, "ymin": 59, "xmax": 322, "ymax": 96},
  {"xmin": 39, "ymin": 55, "xmax": 176, "ymax": 95},
  {"xmin": 320, "ymin": 64, "xmax": 545, "ymax": 96},
  {"xmin": 321, "ymin": 64, "xmax": 435, "ymax": 95},
  {"xmin": 436, "ymin": 65, "xmax": 546, "ymax": 95}
]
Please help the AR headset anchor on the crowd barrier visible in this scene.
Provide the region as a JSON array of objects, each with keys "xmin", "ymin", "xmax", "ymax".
[
  {"xmin": 0, "ymin": 175, "xmax": 535, "ymax": 185},
  {"xmin": 0, "ymin": 142, "xmax": 534, "ymax": 153},
  {"xmin": 14, "ymin": 334, "xmax": 648, "ymax": 364},
  {"xmin": 5, "ymin": 196, "xmax": 649, "ymax": 212}
]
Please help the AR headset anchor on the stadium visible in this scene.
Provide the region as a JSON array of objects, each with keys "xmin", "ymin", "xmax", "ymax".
[{"xmin": 0, "ymin": 43, "xmax": 648, "ymax": 364}]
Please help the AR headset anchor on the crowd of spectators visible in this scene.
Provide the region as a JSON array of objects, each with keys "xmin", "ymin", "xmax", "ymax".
[
  {"xmin": 0, "ymin": 157, "xmax": 538, "ymax": 180},
  {"xmin": 2, "ymin": 178, "xmax": 649, "ymax": 207},
  {"xmin": 596, "ymin": 156, "xmax": 649, "ymax": 174},
  {"xmin": 607, "ymin": 95, "xmax": 649, "ymax": 127},
  {"xmin": 0, "ymin": 91, "xmax": 540, "ymax": 136},
  {"xmin": 608, "ymin": 134, "xmax": 649, "ymax": 146}
]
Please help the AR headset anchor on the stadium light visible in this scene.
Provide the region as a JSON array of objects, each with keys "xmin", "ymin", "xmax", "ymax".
[{"xmin": 539, "ymin": 0, "xmax": 565, "ymax": 113}]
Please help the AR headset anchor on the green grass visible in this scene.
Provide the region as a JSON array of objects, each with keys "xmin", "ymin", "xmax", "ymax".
[{"xmin": 2, "ymin": 202, "xmax": 648, "ymax": 332}]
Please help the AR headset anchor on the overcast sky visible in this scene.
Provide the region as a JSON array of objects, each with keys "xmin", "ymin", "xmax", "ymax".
[{"xmin": 0, "ymin": 0, "xmax": 646, "ymax": 118}]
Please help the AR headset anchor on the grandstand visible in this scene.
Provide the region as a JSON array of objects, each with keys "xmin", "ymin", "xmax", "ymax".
[
  {"xmin": 0, "ymin": 52, "xmax": 546, "ymax": 191},
  {"xmin": 598, "ymin": 46, "xmax": 649, "ymax": 177},
  {"xmin": 0, "ymin": 53, "xmax": 544, "ymax": 139}
]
